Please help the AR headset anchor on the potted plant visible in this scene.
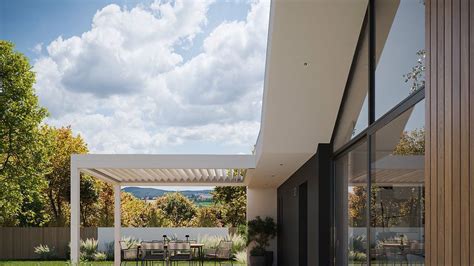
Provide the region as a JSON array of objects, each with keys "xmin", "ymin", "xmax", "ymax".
[{"xmin": 247, "ymin": 216, "xmax": 277, "ymax": 266}]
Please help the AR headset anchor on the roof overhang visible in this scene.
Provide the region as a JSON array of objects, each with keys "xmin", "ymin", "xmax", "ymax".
[
  {"xmin": 74, "ymin": 0, "xmax": 369, "ymax": 189},
  {"xmin": 249, "ymin": 0, "xmax": 369, "ymax": 187},
  {"xmin": 73, "ymin": 154, "xmax": 255, "ymax": 186}
]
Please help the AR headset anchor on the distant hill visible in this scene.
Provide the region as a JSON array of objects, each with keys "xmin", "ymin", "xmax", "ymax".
[{"xmin": 122, "ymin": 187, "xmax": 213, "ymax": 200}]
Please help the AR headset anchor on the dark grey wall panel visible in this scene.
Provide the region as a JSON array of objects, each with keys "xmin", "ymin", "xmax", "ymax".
[{"xmin": 277, "ymin": 144, "xmax": 331, "ymax": 266}]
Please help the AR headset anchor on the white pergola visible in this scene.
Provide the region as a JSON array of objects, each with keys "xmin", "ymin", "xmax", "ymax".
[{"xmin": 70, "ymin": 154, "xmax": 256, "ymax": 265}]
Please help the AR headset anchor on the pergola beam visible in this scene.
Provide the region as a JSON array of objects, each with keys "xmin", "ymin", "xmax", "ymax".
[
  {"xmin": 70, "ymin": 163, "xmax": 80, "ymax": 265},
  {"xmin": 72, "ymin": 154, "xmax": 256, "ymax": 169},
  {"xmin": 113, "ymin": 184, "xmax": 121, "ymax": 266}
]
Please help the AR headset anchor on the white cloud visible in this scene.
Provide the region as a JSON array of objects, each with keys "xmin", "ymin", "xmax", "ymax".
[
  {"xmin": 32, "ymin": 43, "xmax": 43, "ymax": 54},
  {"xmin": 33, "ymin": 0, "xmax": 270, "ymax": 154}
]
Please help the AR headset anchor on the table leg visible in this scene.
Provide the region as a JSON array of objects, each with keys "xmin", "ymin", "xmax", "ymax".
[{"xmin": 200, "ymin": 247, "xmax": 203, "ymax": 266}]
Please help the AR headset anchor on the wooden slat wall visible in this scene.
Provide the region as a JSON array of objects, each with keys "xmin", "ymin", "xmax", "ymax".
[
  {"xmin": 426, "ymin": 0, "xmax": 472, "ymax": 264},
  {"xmin": 0, "ymin": 227, "xmax": 97, "ymax": 260}
]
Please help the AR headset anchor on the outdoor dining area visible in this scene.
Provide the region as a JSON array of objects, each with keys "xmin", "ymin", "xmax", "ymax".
[{"xmin": 120, "ymin": 235, "xmax": 233, "ymax": 266}]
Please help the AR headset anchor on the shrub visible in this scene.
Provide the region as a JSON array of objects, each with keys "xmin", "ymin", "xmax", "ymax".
[
  {"xmin": 34, "ymin": 244, "xmax": 56, "ymax": 260},
  {"xmin": 199, "ymin": 235, "xmax": 222, "ymax": 250},
  {"xmin": 80, "ymin": 238, "xmax": 98, "ymax": 261},
  {"xmin": 121, "ymin": 236, "xmax": 140, "ymax": 248},
  {"xmin": 348, "ymin": 250, "xmax": 367, "ymax": 262},
  {"xmin": 247, "ymin": 216, "xmax": 277, "ymax": 256},
  {"xmin": 199, "ymin": 234, "xmax": 246, "ymax": 256},
  {"xmin": 349, "ymin": 235, "xmax": 366, "ymax": 253},
  {"xmin": 105, "ymin": 241, "xmax": 114, "ymax": 260},
  {"xmin": 93, "ymin": 251, "xmax": 107, "ymax": 261},
  {"xmin": 227, "ymin": 233, "xmax": 246, "ymax": 254},
  {"xmin": 234, "ymin": 250, "xmax": 247, "ymax": 264}
]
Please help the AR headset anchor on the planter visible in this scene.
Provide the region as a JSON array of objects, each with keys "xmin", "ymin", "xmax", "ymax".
[
  {"xmin": 265, "ymin": 251, "xmax": 274, "ymax": 266},
  {"xmin": 249, "ymin": 251, "xmax": 274, "ymax": 266},
  {"xmin": 249, "ymin": 255, "xmax": 266, "ymax": 266}
]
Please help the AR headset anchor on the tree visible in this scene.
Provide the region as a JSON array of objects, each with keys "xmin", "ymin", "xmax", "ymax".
[
  {"xmin": 96, "ymin": 182, "xmax": 114, "ymax": 227},
  {"xmin": 154, "ymin": 192, "xmax": 197, "ymax": 227},
  {"xmin": 121, "ymin": 192, "xmax": 150, "ymax": 227},
  {"xmin": 404, "ymin": 50, "xmax": 426, "ymax": 93},
  {"xmin": 212, "ymin": 186, "xmax": 247, "ymax": 227},
  {"xmin": 393, "ymin": 128, "xmax": 425, "ymax": 155},
  {"xmin": 0, "ymin": 41, "xmax": 51, "ymax": 226},
  {"xmin": 146, "ymin": 204, "xmax": 171, "ymax": 227},
  {"xmin": 42, "ymin": 126, "xmax": 89, "ymax": 226},
  {"xmin": 190, "ymin": 206, "xmax": 222, "ymax": 227}
]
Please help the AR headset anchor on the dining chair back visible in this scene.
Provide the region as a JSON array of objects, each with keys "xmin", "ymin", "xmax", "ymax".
[
  {"xmin": 168, "ymin": 241, "xmax": 192, "ymax": 261},
  {"xmin": 216, "ymin": 240, "xmax": 233, "ymax": 259},
  {"xmin": 141, "ymin": 241, "xmax": 166, "ymax": 262}
]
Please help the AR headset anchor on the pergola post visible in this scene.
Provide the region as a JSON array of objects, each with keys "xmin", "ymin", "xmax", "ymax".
[
  {"xmin": 70, "ymin": 163, "xmax": 80, "ymax": 265},
  {"xmin": 114, "ymin": 184, "xmax": 121, "ymax": 266}
]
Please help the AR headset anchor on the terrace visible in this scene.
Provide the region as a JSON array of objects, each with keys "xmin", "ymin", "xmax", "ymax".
[{"xmin": 70, "ymin": 154, "xmax": 255, "ymax": 265}]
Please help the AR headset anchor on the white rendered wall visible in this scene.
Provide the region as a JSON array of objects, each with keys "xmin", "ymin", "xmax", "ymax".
[{"xmin": 247, "ymin": 187, "xmax": 277, "ymax": 265}]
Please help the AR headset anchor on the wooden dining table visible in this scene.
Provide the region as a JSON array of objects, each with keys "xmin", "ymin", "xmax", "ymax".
[{"xmin": 136, "ymin": 242, "xmax": 205, "ymax": 266}]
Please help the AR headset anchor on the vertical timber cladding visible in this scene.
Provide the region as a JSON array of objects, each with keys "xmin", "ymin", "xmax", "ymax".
[{"xmin": 425, "ymin": 0, "xmax": 473, "ymax": 265}]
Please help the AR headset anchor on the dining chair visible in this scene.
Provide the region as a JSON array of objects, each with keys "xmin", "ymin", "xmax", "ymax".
[
  {"xmin": 119, "ymin": 240, "xmax": 140, "ymax": 266},
  {"xmin": 168, "ymin": 241, "xmax": 193, "ymax": 265},
  {"xmin": 203, "ymin": 240, "xmax": 233, "ymax": 266},
  {"xmin": 140, "ymin": 241, "xmax": 167, "ymax": 266}
]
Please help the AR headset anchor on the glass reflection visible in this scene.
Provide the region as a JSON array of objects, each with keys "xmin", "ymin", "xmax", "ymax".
[
  {"xmin": 370, "ymin": 100, "xmax": 425, "ymax": 265},
  {"xmin": 333, "ymin": 21, "xmax": 369, "ymax": 151},
  {"xmin": 335, "ymin": 140, "xmax": 368, "ymax": 265},
  {"xmin": 375, "ymin": 0, "xmax": 425, "ymax": 118}
]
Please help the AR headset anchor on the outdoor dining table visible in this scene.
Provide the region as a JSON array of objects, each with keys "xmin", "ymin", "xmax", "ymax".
[{"xmin": 136, "ymin": 242, "xmax": 205, "ymax": 266}]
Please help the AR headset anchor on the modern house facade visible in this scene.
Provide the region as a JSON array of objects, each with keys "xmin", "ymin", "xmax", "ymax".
[
  {"xmin": 268, "ymin": 0, "xmax": 473, "ymax": 265},
  {"xmin": 71, "ymin": 0, "xmax": 473, "ymax": 265}
]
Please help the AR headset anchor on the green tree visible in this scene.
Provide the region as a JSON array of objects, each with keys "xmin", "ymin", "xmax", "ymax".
[
  {"xmin": 42, "ymin": 126, "xmax": 89, "ymax": 226},
  {"xmin": 155, "ymin": 192, "xmax": 197, "ymax": 227},
  {"xmin": 0, "ymin": 41, "xmax": 51, "ymax": 226},
  {"xmin": 212, "ymin": 186, "xmax": 247, "ymax": 227}
]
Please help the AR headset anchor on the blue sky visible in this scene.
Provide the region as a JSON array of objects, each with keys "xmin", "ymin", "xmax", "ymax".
[
  {"xmin": 1, "ymin": 0, "xmax": 270, "ymax": 191},
  {"xmin": 1, "ymin": 0, "xmax": 270, "ymax": 157}
]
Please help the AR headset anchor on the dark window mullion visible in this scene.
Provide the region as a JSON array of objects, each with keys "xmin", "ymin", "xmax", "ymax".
[
  {"xmin": 368, "ymin": 0, "xmax": 376, "ymax": 126},
  {"xmin": 367, "ymin": 1, "xmax": 375, "ymax": 264}
]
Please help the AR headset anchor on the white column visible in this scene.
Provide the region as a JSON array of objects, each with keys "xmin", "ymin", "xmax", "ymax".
[
  {"xmin": 247, "ymin": 187, "xmax": 278, "ymax": 265},
  {"xmin": 70, "ymin": 163, "xmax": 80, "ymax": 265},
  {"xmin": 114, "ymin": 184, "xmax": 121, "ymax": 266}
]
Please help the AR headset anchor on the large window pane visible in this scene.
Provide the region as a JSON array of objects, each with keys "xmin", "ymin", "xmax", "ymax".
[
  {"xmin": 375, "ymin": 0, "xmax": 425, "ymax": 119},
  {"xmin": 333, "ymin": 21, "xmax": 369, "ymax": 151},
  {"xmin": 370, "ymin": 99, "xmax": 425, "ymax": 264},
  {"xmin": 335, "ymin": 140, "xmax": 368, "ymax": 265}
]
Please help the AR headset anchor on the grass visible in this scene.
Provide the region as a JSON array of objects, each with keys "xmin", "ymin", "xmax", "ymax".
[{"xmin": 0, "ymin": 261, "xmax": 243, "ymax": 266}]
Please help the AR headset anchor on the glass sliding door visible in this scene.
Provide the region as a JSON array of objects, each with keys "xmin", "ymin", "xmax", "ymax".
[
  {"xmin": 369, "ymin": 100, "xmax": 425, "ymax": 264},
  {"xmin": 331, "ymin": 1, "xmax": 426, "ymax": 264},
  {"xmin": 335, "ymin": 140, "xmax": 368, "ymax": 265}
]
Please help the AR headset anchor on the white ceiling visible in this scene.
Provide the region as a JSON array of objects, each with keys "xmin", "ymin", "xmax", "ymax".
[{"xmin": 247, "ymin": 0, "xmax": 368, "ymax": 187}]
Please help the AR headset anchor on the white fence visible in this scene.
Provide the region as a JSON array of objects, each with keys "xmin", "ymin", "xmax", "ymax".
[{"xmin": 97, "ymin": 227, "xmax": 230, "ymax": 251}]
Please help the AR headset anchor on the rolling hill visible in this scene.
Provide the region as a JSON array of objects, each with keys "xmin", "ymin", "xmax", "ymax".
[{"xmin": 122, "ymin": 187, "xmax": 213, "ymax": 200}]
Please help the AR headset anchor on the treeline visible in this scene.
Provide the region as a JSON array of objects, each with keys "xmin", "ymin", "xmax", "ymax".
[{"xmin": 0, "ymin": 41, "xmax": 246, "ymax": 228}]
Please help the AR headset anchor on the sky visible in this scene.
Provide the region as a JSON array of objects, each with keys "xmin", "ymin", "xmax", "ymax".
[{"xmin": 0, "ymin": 0, "xmax": 270, "ymax": 156}]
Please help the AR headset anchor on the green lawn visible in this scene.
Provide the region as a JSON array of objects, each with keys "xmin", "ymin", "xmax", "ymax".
[{"xmin": 0, "ymin": 261, "xmax": 243, "ymax": 266}]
